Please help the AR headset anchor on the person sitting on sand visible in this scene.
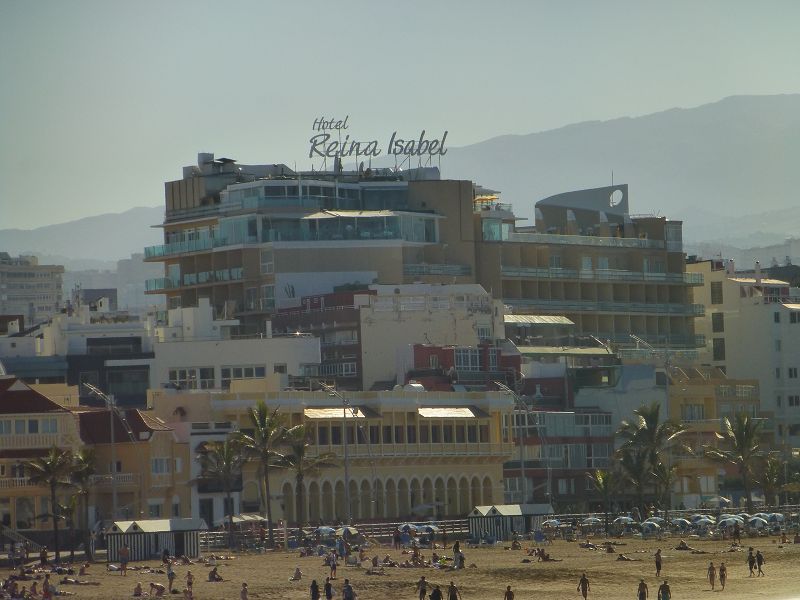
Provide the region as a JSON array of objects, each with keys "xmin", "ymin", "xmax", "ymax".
[
  {"xmin": 675, "ymin": 539, "xmax": 694, "ymax": 551},
  {"xmin": 150, "ymin": 582, "xmax": 166, "ymax": 597},
  {"xmin": 617, "ymin": 553, "xmax": 636, "ymax": 561},
  {"xmin": 29, "ymin": 581, "xmax": 40, "ymax": 598},
  {"xmin": 290, "ymin": 566, "xmax": 303, "ymax": 581},
  {"xmin": 208, "ymin": 566, "xmax": 223, "ymax": 582},
  {"xmin": 132, "ymin": 582, "xmax": 143, "ymax": 597},
  {"xmin": 78, "ymin": 564, "xmax": 90, "ymax": 577}
]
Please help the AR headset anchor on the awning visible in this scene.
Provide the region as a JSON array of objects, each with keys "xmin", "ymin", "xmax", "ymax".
[
  {"xmin": 418, "ymin": 407, "xmax": 481, "ymax": 418},
  {"xmin": 504, "ymin": 315, "xmax": 574, "ymax": 325},
  {"xmin": 304, "ymin": 407, "xmax": 367, "ymax": 419}
]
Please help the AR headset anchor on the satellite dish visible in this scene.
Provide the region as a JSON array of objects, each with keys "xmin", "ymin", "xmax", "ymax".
[{"xmin": 609, "ymin": 189, "xmax": 623, "ymax": 207}]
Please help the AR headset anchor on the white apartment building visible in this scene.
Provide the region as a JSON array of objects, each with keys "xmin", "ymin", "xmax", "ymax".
[
  {"xmin": 689, "ymin": 259, "xmax": 794, "ymax": 449},
  {"xmin": 0, "ymin": 253, "xmax": 64, "ymax": 325}
]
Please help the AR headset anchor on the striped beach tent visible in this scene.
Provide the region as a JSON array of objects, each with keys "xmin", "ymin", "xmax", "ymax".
[{"xmin": 107, "ymin": 518, "xmax": 207, "ymax": 562}]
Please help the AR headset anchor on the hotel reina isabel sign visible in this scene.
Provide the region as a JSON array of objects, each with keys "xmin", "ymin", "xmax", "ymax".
[{"xmin": 308, "ymin": 116, "xmax": 448, "ymax": 159}]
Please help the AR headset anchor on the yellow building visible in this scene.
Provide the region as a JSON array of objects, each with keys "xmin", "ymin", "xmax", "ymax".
[
  {"xmin": 0, "ymin": 376, "xmax": 189, "ymax": 540},
  {"xmin": 667, "ymin": 366, "xmax": 765, "ymax": 508},
  {"xmin": 148, "ymin": 383, "xmax": 514, "ymax": 527}
]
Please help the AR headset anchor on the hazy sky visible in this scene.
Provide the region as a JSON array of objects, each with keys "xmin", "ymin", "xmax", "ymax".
[{"xmin": 2, "ymin": 0, "xmax": 799, "ymax": 229}]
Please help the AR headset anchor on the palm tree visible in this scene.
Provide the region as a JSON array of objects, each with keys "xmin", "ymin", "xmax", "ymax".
[
  {"xmin": 235, "ymin": 402, "xmax": 288, "ymax": 548},
  {"xmin": 278, "ymin": 424, "xmax": 337, "ymax": 526},
  {"xmin": 760, "ymin": 454, "xmax": 782, "ymax": 508},
  {"xmin": 586, "ymin": 469, "xmax": 617, "ymax": 534},
  {"xmin": 705, "ymin": 412, "xmax": 764, "ymax": 513},
  {"xmin": 651, "ymin": 461, "xmax": 677, "ymax": 524},
  {"xmin": 71, "ymin": 448, "xmax": 96, "ymax": 561},
  {"xmin": 617, "ymin": 402, "xmax": 686, "ymax": 469},
  {"xmin": 618, "ymin": 446, "xmax": 650, "ymax": 519},
  {"xmin": 27, "ymin": 446, "xmax": 75, "ymax": 562},
  {"xmin": 197, "ymin": 438, "xmax": 244, "ymax": 549}
]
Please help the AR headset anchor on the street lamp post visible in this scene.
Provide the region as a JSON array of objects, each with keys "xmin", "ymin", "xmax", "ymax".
[
  {"xmin": 320, "ymin": 382, "xmax": 353, "ymax": 524},
  {"xmin": 495, "ymin": 381, "xmax": 528, "ymax": 504},
  {"xmin": 82, "ymin": 383, "xmax": 117, "ymax": 520}
]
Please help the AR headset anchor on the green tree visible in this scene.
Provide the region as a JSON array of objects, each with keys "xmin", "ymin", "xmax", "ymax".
[
  {"xmin": 586, "ymin": 469, "xmax": 617, "ymax": 533},
  {"xmin": 70, "ymin": 448, "xmax": 96, "ymax": 561},
  {"xmin": 235, "ymin": 402, "xmax": 288, "ymax": 547},
  {"xmin": 651, "ymin": 461, "xmax": 678, "ymax": 524},
  {"xmin": 197, "ymin": 438, "xmax": 244, "ymax": 549},
  {"xmin": 27, "ymin": 446, "xmax": 75, "ymax": 561},
  {"xmin": 705, "ymin": 412, "xmax": 764, "ymax": 513},
  {"xmin": 617, "ymin": 402, "xmax": 686, "ymax": 469},
  {"xmin": 760, "ymin": 454, "xmax": 783, "ymax": 508},
  {"xmin": 278, "ymin": 424, "xmax": 337, "ymax": 526},
  {"xmin": 618, "ymin": 446, "xmax": 650, "ymax": 519}
]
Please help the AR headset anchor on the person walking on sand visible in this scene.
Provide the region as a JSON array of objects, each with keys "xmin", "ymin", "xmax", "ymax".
[
  {"xmin": 747, "ymin": 548, "xmax": 756, "ymax": 577},
  {"xmin": 342, "ymin": 578, "xmax": 356, "ymax": 600},
  {"xmin": 719, "ymin": 562, "xmax": 727, "ymax": 590},
  {"xmin": 504, "ymin": 585, "xmax": 514, "ymax": 600},
  {"xmin": 447, "ymin": 581, "xmax": 462, "ymax": 600},
  {"xmin": 240, "ymin": 582, "xmax": 249, "ymax": 600},
  {"xmin": 655, "ymin": 548, "xmax": 662, "ymax": 577},
  {"xmin": 430, "ymin": 585, "xmax": 443, "ymax": 600},
  {"xmin": 577, "ymin": 573, "xmax": 590, "ymax": 599},
  {"xmin": 329, "ymin": 551, "xmax": 338, "ymax": 580},
  {"xmin": 324, "ymin": 577, "xmax": 334, "ymax": 600},
  {"xmin": 657, "ymin": 580, "xmax": 671, "ymax": 600},
  {"xmin": 311, "ymin": 579, "xmax": 320, "ymax": 600},
  {"xmin": 756, "ymin": 550, "xmax": 765, "ymax": 576},
  {"xmin": 637, "ymin": 579, "xmax": 649, "ymax": 600},
  {"xmin": 417, "ymin": 575, "xmax": 429, "ymax": 600},
  {"xmin": 708, "ymin": 561, "xmax": 717, "ymax": 590}
]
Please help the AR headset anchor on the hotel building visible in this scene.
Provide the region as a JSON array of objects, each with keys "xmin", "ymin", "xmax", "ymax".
[{"xmin": 0, "ymin": 253, "xmax": 64, "ymax": 326}]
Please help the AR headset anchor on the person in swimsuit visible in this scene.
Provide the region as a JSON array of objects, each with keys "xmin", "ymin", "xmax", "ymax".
[
  {"xmin": 577, "ymin": 573, "xmax": 590, "ymax": 599},
  {"xmin": 707, "ymin": 562, "xmax": 716, "ymax": 590},
  {"xmin": 657, "ymin": 580, "xmax": 671, "ymax": 600},
  {"xmin": 447, "ymin": 581, "xmax": 462, "ymax": 600},
  {"xmin": 655, "ymin": 548, "xmax": 662, "ymax": 577},
  {"xmin": 637, "ymin": 579, "xmax": 649, "ymax": 600},
  {"xmin": 719, "ymin": 562, "xmax": 727, "ymax": 590}
]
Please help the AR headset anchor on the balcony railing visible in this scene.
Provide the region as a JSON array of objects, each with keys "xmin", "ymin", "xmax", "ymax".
[
  {"xmin": 310, "ymin": 442, "xmax": 513, "ymax": 459},
  {"xmin": 404, "ymin": 264, "xmax": 472, "ymax": 276},
  {"xmin": 145, "ymin": 277, "xmax": 180, "ymax": 292},
  {"xmin": 501, "ymin": 266, "xmax": 703, "ymax": 285},
  {"xmin": 595, "ymin": 332, "xmax": 706, "ymax": 348},
  {"xmin": 0, "ymin": 477, "xmax": 38, "ymax": 489},
  {"xmin": 0, "ymin": 433, "xmax": 62, "ymax": 449},
  {"xmin": 89, "ymin": 473, "xmax": 139, "ymax": 486},
  {"xmin": 507, "ymin": 232, "xmax": 666, "ymax": 249},
  {"xmin": 504, "ymin": 298, "xmax": 705, "ymax": 316}
]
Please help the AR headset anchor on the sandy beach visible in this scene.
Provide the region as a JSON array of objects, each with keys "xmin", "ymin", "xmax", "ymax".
[{"xmin": 8, "ymin": 536, "xmax": 800, "ymax": 600}]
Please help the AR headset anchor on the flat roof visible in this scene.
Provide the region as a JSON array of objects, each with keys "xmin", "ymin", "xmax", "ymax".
[
  {"xmin": 304, "ymin": 407, "xmax": 366, "ymax": 419},
  {"xmin": 504, "ymin": 315, "xmax": 574, "ymax": 326},
  {"xmin": 782, "ymin": 303, "xmax": 800, "ymax": 311},
  {"xmin": 729, "ymin": 277, "xmax": 789, "ymax": 285},
  {"xmin": 517, "ymin": 346, "xmax": 613, "ymax": 356},
  {"xmin": 418, "ymin": 407, "xmax": 477, "ymax": 418}
]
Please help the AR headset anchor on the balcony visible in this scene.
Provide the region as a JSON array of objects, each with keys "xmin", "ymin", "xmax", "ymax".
[
  {"xmin": 501, "ymin": 266, "xmax": 703, "ymax": 285},
  {"xmin": 507, "ymin": 231, "xmax": 665, "ymax": 249},
  {"xmin": 596, "ymin": 332, "xmax": 706, "ymax": 348},
  {"xmin": 0, "ymin": 433, "xmax": 62, "ymax": 449},
  {"xmin": 0, "ymin": 477, "xmax": 39, "ymax": 489},
  {"xmin": 89, "ymin": 473, "xmax": 139, "ymax": 486},
  {"xmin": 404, "ymin": 263, "xmax": 472, "ymax": 276},
  {"xmin": 504, "ymin": 298, "xmax": 705, "ymax": 316},
  {"xmin": 145, "ymin": 277, "xmax": 180, "ymax": 292},
  {"xmin": 310, "ymin": 442, "xmax": 513, "ymax": 459}
]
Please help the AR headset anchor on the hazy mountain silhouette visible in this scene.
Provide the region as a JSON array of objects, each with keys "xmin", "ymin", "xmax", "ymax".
[
  {"xmin": 3, "ymin": 95, "xmax": 799, "ymax": 262},
  {"xmin": 0, "ymin": 206, "xmax": 163, "ymax": 262},
  {"xmin": 442, "ymin": 94, "xmax": 800, "ymax": 244}
]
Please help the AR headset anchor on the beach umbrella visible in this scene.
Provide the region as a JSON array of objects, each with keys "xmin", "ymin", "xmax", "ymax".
[
  {"xmin": 582, "ymin": 517, "xmax": 602, "ymax": 525},
  {"xmin": 719, "ymin": 514, "xmax": 738, "ymax": 521},
  {"xmin": 645, "ymin": 516, "xmax": 665, "ymax": 524},
  {"xmin": 400, "ymin": 523, "xmax": 418, "ymax": 533},
  {"xmin": 314, "ymin": 526, "xmax": 336, "ymax": 536},
  {"xmin": 768, "ymin": 513, "xmax": 785, "ymax": 523},
  {"xmin": 335, "ymin": 526, "xmax": 359, "ymax": 536},
  {"xmin": 641, "ymin": 522, "xmax": 661, "ymax": 532},
  {"xmin": 754, "ymin": 512, "xmax": 772, "ymax": 520},
  {"xmin": 695, "ymin": 517, "xmax": 715, "ymax": 527},
  {"xmin": 747, "ymin": 517, "xmax": 768, "ymax": 529},
  {"xmin": 718, "ymin": 518, "xmax": 742, "ymax": 528},
  {"xmin": 737, "ymin": 513, "xmax": 751, "ymax": 520},
  {"xmin": 542, "ymin": 519, "xmax": 561, "ymax": 527},
  {"xmin": 418, "ymin": 524, "xmax": 440, "ymax": 534},
  {"xmin": 690, "ymin": 514, "xmax": 707, "ymax": 523},
  {"xmin": 614, "ymin": 516, "xmax": 635, "ymax": 525},
  {"xmin": 671, "ymin": 518, "xmax": 691, "ymax": 527}
]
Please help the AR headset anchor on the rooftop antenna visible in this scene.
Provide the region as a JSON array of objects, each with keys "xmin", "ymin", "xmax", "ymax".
[{"xmin": 611, "ymin": 170, "xmax": 614, "ymax": 186}]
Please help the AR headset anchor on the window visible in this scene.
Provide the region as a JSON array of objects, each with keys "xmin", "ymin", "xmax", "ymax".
[
  {"xmin": 581, "ymin": 256, "xmax": 592, "ymax": 270},
  {"xmin": 477, "ymin": 325, "xmax": 491, "ymax": 341},
  {"xmin": 455, "ymin": 348, "xmax": 481, "ymax": 372},
  {"xmin": 172, "ymin": 503, "xmax": 180, "ymax": 518},
  {"xmin": 168, "ymin": 367, "xmax": 214, "ymax": 390},
  {"xmin": 791, "ymin": 312, "xmax": 798, "ymax": 324},
  {"xmin": 151, "ymin": 458, "xmax": 171, "ymax": 474},
  {"xmin": 790, "ymin": 368, "xmax": 798, "ymax": 379},
  {"xmin": 710, "ymin": 281, "xmax": 723, "ymax": 305},
  {"xmin": 776, "ymin": 368, "xmax": 781, "ymax": 379},
  {"xmin": 27, "ymin": 420, "xmax": 38, "ymax": 434},
  {"xmin": 318, "ymin": 426, "xmax": 329, "ymax": 445},
  {"xmin": 41, "ymin": 418, "xmax": 57, "ymax": 434},
  {"xmin": 260, "ymin": 249, "xmax": 274, "ymax": 274},
  {"xmin": 789, "ymin": 395, "xmax": 800, "ymax": 407},
  {"xmin": 273, "ymin": 363, "xmax": 287, "ymax": 374},
  {"xmin": 148, "ymin": 503, "xmax": 162, "ymax": 518},
  {"xmin": 713, "ymin": 338, "xmax": 726, "ymax": 361},
  {"xmin": 681, "ymin": 404, "xmax": 705, "ymax": 421},
  {"xmin": 174, "ymin": 458, "xmax": 182, "ymax": 474},
  {"xmin": 790, "ymin": 424, "xmax": 800, "ymax": 437},
  {"xmin": 597, "ymin": 256, "xmax": 609, "ymax": 270},
  {"xmin": 429, "ymin": 355, "xmax": 439, "ymax": 370},
  {"xmin": 712, "ymin": 312, "xmax": 724, "ymax": 333},
  {"xmin": 221, "ymin": 365, "xmax": 266, "ymax": 389},
  {"xmin": 394, "ymin": 425, "xmax": 404, "ymax": 444},
  {"xmin": 261, "ymin": 285, "xmax": 275, "ymax": 311},
  {"xmin": 382, "ymin": 426, "xmax": 392, "ymax": 444},
  {"xmin": 488, "ymin": 349, "xmax": 498, "ymax": 370},
  {"xmin": 776, "ymin": 339, "xmax": 783, "ymax": 352},
  {"xmin": 777, "ymin": 395, "xmax": 782, "ymax": 407},
  {"xmin": 14, "ymin": 420, "xmax": 24, "ymax": 434},
  {"xmin": 549, "ymin": 255, "xmax": 561, "ymax": 269}
]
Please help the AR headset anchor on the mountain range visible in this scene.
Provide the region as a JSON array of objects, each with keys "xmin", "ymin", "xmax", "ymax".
[{"xmin": 2, "ymin": 94, "xmax": 799, "ymax": 264}]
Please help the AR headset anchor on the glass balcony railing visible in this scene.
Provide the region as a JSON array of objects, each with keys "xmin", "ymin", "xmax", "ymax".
[
  {"xmin": 504, "ymin": 298, "xmax": 705, "ymax": 316},
  {"xmin": 507, "ymin": 231, "xmax": 666, "ymax": 249},
  {"xmin": 145, "ymin": 277, "xmax": 180, "ymax": 292},
  {"xmin": 146, "ymin": 268, "xmax": 243, "ymax": 293},
  {"xmin": 501, "ymin": 266, "xmax": 704, "ymax": 285},
  {"xmin": 404, "ymin": 263, "xmax": 472, "ymax": 276}
]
